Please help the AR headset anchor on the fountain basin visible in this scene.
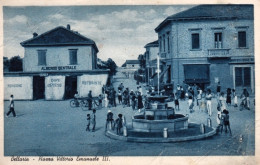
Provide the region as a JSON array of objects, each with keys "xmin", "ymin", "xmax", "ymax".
[{"xmin": 132, "ymin": 114, "xmax": 188, "ymax": 133}]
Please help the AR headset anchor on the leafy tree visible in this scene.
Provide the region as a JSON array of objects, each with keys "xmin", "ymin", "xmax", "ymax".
[
  {"xmin": 9, "ymin": 56, "xmax": 23, "ymax": 71},
  {"xmin": 97, "ymin": 58, "xmax": 117, "ymax": 76},
  {"xmin": 121, "ymin": 62, "xmax": 126, "ymax": 67},
  {"xmin": 138, "ymin": 54, "xmax": 146, "ymax": 69},
  {"xmin": 3, "ymin": 57, "xmax": 10, "ymax": 71}
]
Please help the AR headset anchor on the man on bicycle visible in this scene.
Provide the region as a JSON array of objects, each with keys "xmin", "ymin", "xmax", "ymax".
[{"xmin": 74, "ymin": 91, "xmax": 80, "ymax": 107}]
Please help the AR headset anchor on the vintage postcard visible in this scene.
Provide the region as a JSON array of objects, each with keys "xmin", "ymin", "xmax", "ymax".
[{"xmin": 0, "ymin": 0, "xmax": 259, "ymax": 165}]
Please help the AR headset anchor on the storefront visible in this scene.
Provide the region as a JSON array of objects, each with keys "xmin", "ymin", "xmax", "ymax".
[{"xmin": 4, "ymin": 70, "xmax": 109, "ymax": 100}]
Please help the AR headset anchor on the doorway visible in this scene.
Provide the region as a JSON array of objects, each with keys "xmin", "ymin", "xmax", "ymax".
[
  {"xmin": 234, "ymin": 66, "xmax": 252, "ymax": 92},
  {"xmin": 33, "ymin": 76, "xmax": 45, "ymax": 100},
  {"xmin": 65, "ymin": 76, "xmax": 77, "ymax": 99}
]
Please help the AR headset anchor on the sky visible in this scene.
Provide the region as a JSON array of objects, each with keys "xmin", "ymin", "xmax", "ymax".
[{"xmin": 3, "ymin": 5, "xmax": 194, "ymax": 66}]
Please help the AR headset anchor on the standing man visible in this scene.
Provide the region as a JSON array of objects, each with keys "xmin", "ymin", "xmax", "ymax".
[
  {"xmin": 206, "ymin": 89, "xmax": 213, "ymax": 117},
  {"xmin": 91, "ymin": 109, "xmax": 96, "ymax": 132},
  {"xmin": 88, "ymin": 90, "xmax": 93, "ymax": 110},
  {"xmin": 216, "ymin": 81, "xmax": 221, "ymax": 97},
  {"xmin": 6, "ymin": 95, "xmax": 16, "ymax": 118}
]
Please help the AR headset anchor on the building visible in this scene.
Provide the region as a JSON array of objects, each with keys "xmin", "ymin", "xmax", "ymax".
[
  {"xmin": 125, "ymin": 60, "xmax": 140, "ymax": 69},
  {"xmin": 155, "ymin": 5, "xmax": 254, "ymax": 93},
  {"xmin": 4, "ymin": 25, "xmax": 109, "ymax": 100},
  {"xmin": 144, "ymin": 40, "xmax": 159, "ymax": 84}
]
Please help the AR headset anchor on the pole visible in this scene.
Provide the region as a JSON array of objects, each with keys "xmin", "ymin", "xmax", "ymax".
[{"xmin": 157, "ymin": 53, "xmax": 160, "ymax": 95}]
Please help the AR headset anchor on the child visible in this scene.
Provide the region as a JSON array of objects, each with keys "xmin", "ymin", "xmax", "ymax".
[
  {"xmin": 115, "ymin": 114, "xmax": 123, "ymax": 135},
  {"xmin": 200, "ymin": 97, "xmax": 206, "ymax": 113},
  {"xmin": 188, "ymin": 96, "xmax": 194, "ymax": 113},
  {"xmin": 174, "ymin": 93, "xmax": 179, "ymax": 111},
  {"xmin": 98, "ymin": 94, "xmax": 103, "ymax": 109},
  {"xmin": 86, "ymin": 114, "xmax": 90, "ymax": 131},
  {"xmin": 232, "ymin": 89, "xmax": 238, "ymax": 107},
  {"xmin": 216, "ymin": 105, "xmax": 223, "ymax": 134}
]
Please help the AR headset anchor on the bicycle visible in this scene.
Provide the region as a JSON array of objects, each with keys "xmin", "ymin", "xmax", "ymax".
[
  {"xmin": 81, "ymin": 97, "xmax": 100, "ymax": 111},
  {"xmin": 70, "ymin": 99, "xmax": 82, "ymax": 108}
]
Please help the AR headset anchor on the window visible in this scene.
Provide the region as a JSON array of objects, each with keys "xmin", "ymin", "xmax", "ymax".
[
  {"xmin": 159, "ymin": 36, "xmax": 162, "ymax": 52},
  {"xmin": 191, "ymin": 33, "xmax": 200, "ymax": 49},
  {"xmin": 238, "ymin": 31, "xmax": 247, "ymax": 48},
  {"xmin": 167, "ymin": 32, "xmax": 170, "ymax": 53},
  {"xmin": 37, "ymin": 50, "xmax": 46, "ymax": 65},
  {"xmin": 69, "ymin": 49, "xmax": 78, "ymax": 65},
  {"xmin": 214, "ymin": 32, "xmax": 222, "ymax": 48},
  {"xmin": 163, "ymin": 35, "xmax": 165, "ymax": 52}
]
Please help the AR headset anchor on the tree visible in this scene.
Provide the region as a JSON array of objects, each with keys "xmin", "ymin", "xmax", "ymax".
[
  {"xmin": 121, "ymin": 62, "xmax": 126, "ymax": 67},
  {"xmin": 9, "ymin": 56, "xmax": 23, "ymax": 71},
  {"xmin": 97, "ymin": 58, "xmax": 117, "ymax": 76},
  {"xmin": 3, "ymin": 57, "xmax": 10, "ymax": 72},
  {"xmin": 138, "ymin": 54, "xmax": 146, "ymax": 69}
]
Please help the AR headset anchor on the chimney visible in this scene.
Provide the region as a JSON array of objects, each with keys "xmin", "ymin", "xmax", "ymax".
[
  {"xmin": 67, "ymin": 24, "xmax": 71, "ymax": 30},
  {"xmin": 33, "ymin": 32, "xmax": 38, "ymax": 38}
]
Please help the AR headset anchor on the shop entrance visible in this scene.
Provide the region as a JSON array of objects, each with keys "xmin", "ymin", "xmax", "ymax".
[
  {"xmin": 65, "ymin": 76, "xmax": 77, "ymax": 99},
  {"xmin": 33, "ymin": 76, "xmax": 45, "ymax": 100},
  {"xmin": 234, "ymin": 66, "xmax": 252, "ymax": 92}
]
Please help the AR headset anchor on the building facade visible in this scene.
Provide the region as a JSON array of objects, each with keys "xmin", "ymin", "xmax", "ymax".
[
  {"xmin": 155, "ymin": 5, "xmax": 254, "ymax": 93},
  {"xmin": 4, "ymin": 25, "xmax": 108, "ymax": 100},
  {"xmin": 144, "ymin": 40, "xmax": 159, "ymax": 84}
]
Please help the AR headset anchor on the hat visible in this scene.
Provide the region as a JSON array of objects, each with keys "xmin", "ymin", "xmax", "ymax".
[{"xmin": 108, "ymin": 110, "xmax": 111, "ymax": 112}]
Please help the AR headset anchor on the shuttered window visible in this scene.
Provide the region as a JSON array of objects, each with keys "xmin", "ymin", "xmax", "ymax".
[
  {"xmin": 238, "ymin": 31, "xmax": 247, "ymax": 48},
  {"xmin": 38, "ymin": 50, "xmax": 46, "ymax": 65},
  {"xmin": 69, "ymin": 49, "xmax": 78, "ymax": 65},
  {"xmin": 192, "ymin": 33, "xmax": 200, "ymax": 49}
]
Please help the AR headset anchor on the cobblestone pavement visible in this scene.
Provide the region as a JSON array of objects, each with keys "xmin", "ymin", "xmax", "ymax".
[{"xmin": 4, "ymin": 75, "xmax": 255, "ymax": 156}]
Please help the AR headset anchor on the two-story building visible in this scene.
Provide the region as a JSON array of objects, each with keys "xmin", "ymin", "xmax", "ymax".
[
  {"xmin": 144, "ymin": 40, "xmax": 159, "ymax": 84},
  {"xmin": 155, "ymin": 4, "xmax": 254, "ymax": 93},
  {"xmin": 4, "ymin": 25, "xmax": 109, "ymax": 100}
]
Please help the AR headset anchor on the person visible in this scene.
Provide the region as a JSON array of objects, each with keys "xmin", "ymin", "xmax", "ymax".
[
  {"xmin": 90, "ymin": 109, "xmax": 96, "ymax": 132},
  {"xmin": 86, "ymin": 114, "xmax": 91, "ymax": 131},
  {"xmin": 188, "ymin": 96, "xmax": 194, "ymax": 113},
  {"xmin": 131, "ymin": 92, "xmax": 137, "ymax": 110},
  {"xmin": 206, "ymin": 89, "xmax": 213, "ymax": 116},
  {"xmin": 223, "ymin": 109, "xmax": 232, "ymax": 136},
  {"xmin": 219, "ymin": 92, "xmax": 226, "ymax": 112},
  {"xmin": 216, "ymin": 81, "xmax": 221, "ymax": 97},
  {"xmin": 106, "ymin": 110, "xmax": 114, "ymax": 130},
  {"xmin": 87, "ymin": 90, "xmax": 93, "ymax": 110},
  {"xmin": 137, "ymin": 92, "xmax": 143, "ymax": 113},
  {"xmin": 232, "ymin": 89, "xmax": 238, "ymax": 107},
  {"xmin": 193, "ymin": 84, "xmax": 198, "ymax": 106},
  {"xmin": 200, "ymin": 96, "xmax": 206, "ymax": 113},
  {"xmin": 226, "ymin": 88, "xmax": 232, "ymax": 106},
  {"xmin": 74, "ymin": 91, "xmax": 80, "ymax": 107},
  {"xmin": 138, "ymin": 86, "xmax": 143, "ymax": 96},
  {"xmin": 104, "ymin": 93, "xmax": 108, "ymax": 108},
  {"xmin": 241, "ymin": 88, "xmax": 250, "ymax": 110},
  {"xmin": 112, "ymin": 89, "xmax": 117, "ymax": 107},
  {"xmin": 174, "ymin": 93, "xmax": 179, "ymax": 111},
  {"xmin": 197, "ymin": 87, "xmax": 202, "ymax": 108},
  {"xmin": 98, "ymin": 94, "xmax": 103, "ymax": 109},
  {"xmin": 118, "ymin": 90, "xmax": 122, "ymax": 104},
  {"xmin": 6, "ymin": 95, "xmax": 16, "ymax": 118},
  {"xmin": 115, "ymin": 114, "xmax": 123, "ymax": 135},
  {"xmin": 216, "ymin": 105, "xmax": 222, "ymax": 134},
  {"xmin": 180, "ymin": 86, "xmax": 185, "ymax": 100}
]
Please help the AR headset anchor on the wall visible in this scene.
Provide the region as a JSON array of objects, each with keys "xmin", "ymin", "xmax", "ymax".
[
  {"xmin": 4, "ymin": 76, "xmax": 33, "ymax": 100},
  {"xmin": 78, "ymin": 74, "xmax": 108, "ymax": 97},
  {"xmin": 23, "ymin": 45, "xmax": 93, "ymax": 72},
  {"xmin": 45, "ymin": 75, "xmax": 65, "ymax": 100}
]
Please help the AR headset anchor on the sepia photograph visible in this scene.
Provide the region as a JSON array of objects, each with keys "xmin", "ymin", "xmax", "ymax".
[{"xmin": 1, "ymin": 1, "xmax": 258, "ymax": 164}]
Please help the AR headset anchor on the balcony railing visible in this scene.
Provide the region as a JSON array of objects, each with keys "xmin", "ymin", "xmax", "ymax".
[{"xmin": 208, "ymin": 48, "xmax": 230, "ymax": 58}]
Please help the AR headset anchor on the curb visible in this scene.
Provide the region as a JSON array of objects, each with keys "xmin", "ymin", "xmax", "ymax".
[{"xmin": 105, "ymin": 127, "xmax": 216, "ymax": 143}]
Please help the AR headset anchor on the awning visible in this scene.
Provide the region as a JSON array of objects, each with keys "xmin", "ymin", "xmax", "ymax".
[
  {"xmin": 183, "ymin": 64, "xmax": 209, "ymax": 84},
  {"xmin": 150, "ymin": 66, "xmax": 170, "ymax": 86}
]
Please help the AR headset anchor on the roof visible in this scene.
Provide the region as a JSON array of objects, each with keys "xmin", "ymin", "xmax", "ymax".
[
  {"xmin": 125, "ymin": 60, "xmax": 140, "ymax": 64},
  {"xmin": 20, "ymin": 26, "xmax": 99, "ymax": 52},
  {"xmin": 155, "ymin": 4, "xmax": 254, "ymax": 32},
  {"xmin": 144, "ymin": 40, "xmax": 159, "ymax": 48}
]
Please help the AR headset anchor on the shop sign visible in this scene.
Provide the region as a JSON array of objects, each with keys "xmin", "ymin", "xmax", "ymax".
[{"xmin": 41, "ymin": 66, "xmax": 76, "ymax": 71}]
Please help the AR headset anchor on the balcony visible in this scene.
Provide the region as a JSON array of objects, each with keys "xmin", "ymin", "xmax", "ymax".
[{"xmin": 208, "ymin": 48, "xmax": 230, "ymax": 58}]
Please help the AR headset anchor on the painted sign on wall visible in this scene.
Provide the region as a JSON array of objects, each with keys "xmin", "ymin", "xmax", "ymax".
[
  {"xmin": 4, "ymin": 76, "xmax": 33, "ymax": 100},
  {"xmin": 45, "ymin": 76, "xmax": 65, "ymax": 100},
  {"xmin": 78, "ymin": 74, "xmax": 108, "ymax": 97}
]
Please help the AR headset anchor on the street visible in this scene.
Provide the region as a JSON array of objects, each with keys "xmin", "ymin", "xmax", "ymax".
[{"xmin": 4, "ymin": 76, "xmax": 255, "ymax": 156}]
